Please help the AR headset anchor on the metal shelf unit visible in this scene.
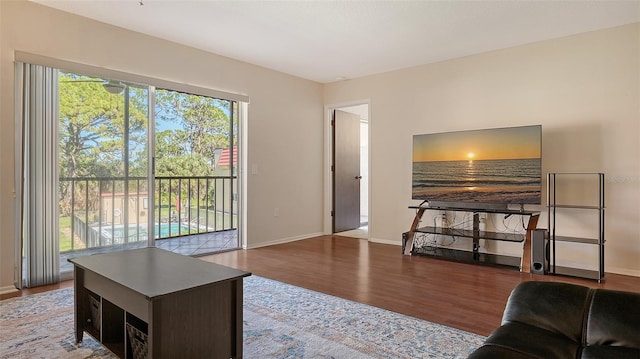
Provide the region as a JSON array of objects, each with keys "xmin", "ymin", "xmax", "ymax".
[{"xmin": 547, "ymin": 173, "xmax": 605, "ymax": 282}]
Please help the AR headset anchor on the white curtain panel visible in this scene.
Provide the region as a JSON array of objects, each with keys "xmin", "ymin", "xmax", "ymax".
[{"xmin": 14, "ymin": 62, "xmax": 60, "ymax": 288}]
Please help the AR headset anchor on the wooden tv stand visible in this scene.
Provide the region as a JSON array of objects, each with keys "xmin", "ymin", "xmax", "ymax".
[
  {"xmin": 403, "ymin": 206, "xmax": 539, "ymax": 272},
  {"xmin": 69, "ymin": 248, "xmax": 251, "ymax": 358}
]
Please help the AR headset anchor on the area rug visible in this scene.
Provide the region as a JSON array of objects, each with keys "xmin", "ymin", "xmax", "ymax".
[{"xmin": 0, "ymin": 276, "xmax": 484, "ymax": 358}]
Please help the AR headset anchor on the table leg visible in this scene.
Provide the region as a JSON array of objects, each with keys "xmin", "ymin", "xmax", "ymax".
[
  {"xmin": 73, "ymin": 267, "xmax": 85, "ymax": 343},
  {"xmin": 233, "ymin": 278, "xmax": 244, "ymax": 358},
  {"xmin": 521, "ymin": 214, "xmax": 540, "ymax": 273},
  {"xmin": 404, "ymin": 208, "xmax": 426, "ymax": 255}
]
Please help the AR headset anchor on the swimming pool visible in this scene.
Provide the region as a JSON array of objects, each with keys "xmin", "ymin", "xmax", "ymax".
[
  {"xmin": 100, "ymin": 222, "xmax": 191, "ymax": 242},
  {"xmin": 156, "ymin": 222, "xmax": 191, "ymax": 237}
]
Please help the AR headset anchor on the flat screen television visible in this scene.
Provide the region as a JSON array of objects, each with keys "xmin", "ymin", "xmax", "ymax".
[{"xmin": 412, "ymin": 125, "xmax": 542, "ymax": 208}]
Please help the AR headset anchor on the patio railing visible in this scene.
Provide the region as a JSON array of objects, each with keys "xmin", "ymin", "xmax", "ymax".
[{"xmin": 60, "ymin": 175, "xmax": 237, "ymax": 252}]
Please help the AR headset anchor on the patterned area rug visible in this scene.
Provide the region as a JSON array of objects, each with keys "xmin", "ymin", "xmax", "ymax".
[{"xmin": 0, "ymin": 276, "xmax": 484, "ymax": 358}]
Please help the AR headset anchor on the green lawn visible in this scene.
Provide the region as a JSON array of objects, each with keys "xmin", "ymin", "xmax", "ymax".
[{"xmin": 59, "ymin": 216, "xmax": 73, "ymax": 252}]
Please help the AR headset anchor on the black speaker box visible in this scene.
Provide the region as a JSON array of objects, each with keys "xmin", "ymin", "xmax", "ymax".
[{"xmin": 531, "ymin": 229, "xmax": 549, "ymax": 275}]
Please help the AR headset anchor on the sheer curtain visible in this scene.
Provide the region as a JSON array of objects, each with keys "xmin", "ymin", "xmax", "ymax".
[{"xmin": 14, "ymin": 62, "xmax": 60, "ymax": 288}]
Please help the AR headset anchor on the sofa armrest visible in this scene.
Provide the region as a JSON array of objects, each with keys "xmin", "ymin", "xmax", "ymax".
[
  {"xmin": 587, "ymin": 288, "xmax": 640, "ymax": 349},
  {"xmin": 501, "ymin": 281, "xmax": 593, "ymax": 343}
]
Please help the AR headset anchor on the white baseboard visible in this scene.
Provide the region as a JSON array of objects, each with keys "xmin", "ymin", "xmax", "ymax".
[
  {"xmin": 0, "ymin": 285, "xmax": 18, "ymax": 295},
  {"xmin": 246, "ymin": 232, "xmax": 325, "ymax": 249},
  {"xmin": 368, "ymin": 237, "xmax": 401, "ymax": 246},
  {"xmin": 605, "ymin": 266, "xmax": 640, "ymax": 278}
]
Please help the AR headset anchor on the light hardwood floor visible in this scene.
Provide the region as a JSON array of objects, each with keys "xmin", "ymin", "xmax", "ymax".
[{"xmin": 3, "ymin": 235, "xmax": 639, "ymax": 336}]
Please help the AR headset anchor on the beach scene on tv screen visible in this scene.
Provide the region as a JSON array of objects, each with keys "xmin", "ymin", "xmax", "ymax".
[{"xmin": 412, "ymin": 125, "xmax": 541, "ymax": 204}]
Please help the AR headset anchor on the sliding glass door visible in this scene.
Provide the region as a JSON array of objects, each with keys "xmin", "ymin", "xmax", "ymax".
[
  {"xmin": 56, "ymin": 73, "xmax": 241, "ymax": 278},
  {"xmin": 17, "ymin": 64, "xmax": 242, "ymax": 286},
  {"xmin": 58, "ymin": 74, "xmax": 151, "ymax": 276}
]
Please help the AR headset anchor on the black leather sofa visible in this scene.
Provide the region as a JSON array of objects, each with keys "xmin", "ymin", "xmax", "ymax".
[{"xmin": 468, "ymin": 281, "xmax": 640, "ymax": 359}]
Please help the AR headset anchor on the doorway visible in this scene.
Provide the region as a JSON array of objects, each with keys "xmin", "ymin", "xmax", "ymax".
[{"xmin": 328, "ymin": 103, "xmax": 369, "ymax": 239}]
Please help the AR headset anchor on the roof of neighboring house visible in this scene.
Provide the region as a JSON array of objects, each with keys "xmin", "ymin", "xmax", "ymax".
[{"xmin": 217, "ymin": 147, "xmax": 237, "ymax": 167}]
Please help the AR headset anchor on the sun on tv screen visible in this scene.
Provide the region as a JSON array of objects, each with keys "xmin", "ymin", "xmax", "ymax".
[{"xmin": 412, "ymin": 125, "xmax": 542, "ymax": 207}]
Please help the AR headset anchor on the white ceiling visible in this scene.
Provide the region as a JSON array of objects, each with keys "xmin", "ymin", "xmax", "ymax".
[{"xmin": 32, "ymin": 0, "xmax": 640, "ymax": 84}]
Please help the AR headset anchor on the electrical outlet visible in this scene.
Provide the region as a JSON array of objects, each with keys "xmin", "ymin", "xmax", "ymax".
[
  {"xmin": 441, "ymin": 212, "xmax": 450, "ymax": 229},
  {"xmin": 274, "ymin": 207, "xmax": 279, "ymax": 217}
]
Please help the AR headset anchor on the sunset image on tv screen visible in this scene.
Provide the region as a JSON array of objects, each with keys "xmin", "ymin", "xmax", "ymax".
[{"xmin": 412, "ymin": 125, "xmax": 541, "ymax": 204}]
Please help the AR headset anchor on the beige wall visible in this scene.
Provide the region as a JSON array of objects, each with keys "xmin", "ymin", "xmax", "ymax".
[
  {"xmin": 325, "ymin": 23, "xmax": 640, "ymax": 276},
  {"xmin": 0, "ymin": 1, "xmax": 324, "ymax": 290},
  {"xmin": 1, "ymin": 1, "xmax": 638, "ymax": 292}
]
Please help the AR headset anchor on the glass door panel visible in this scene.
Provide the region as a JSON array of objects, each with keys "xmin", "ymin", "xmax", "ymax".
[
  {"xmin": 153, "ymin": 90, "xmax": 240, "ymax": 254},
  {"xmin": 58, "ymin": 73, "xmax": 149, "ymax": 275}
]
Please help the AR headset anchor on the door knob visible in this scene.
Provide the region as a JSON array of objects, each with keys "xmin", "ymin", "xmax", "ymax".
[{"xmin": 355, "ymin": 176, "xmax": 362, "ymax": 179}]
